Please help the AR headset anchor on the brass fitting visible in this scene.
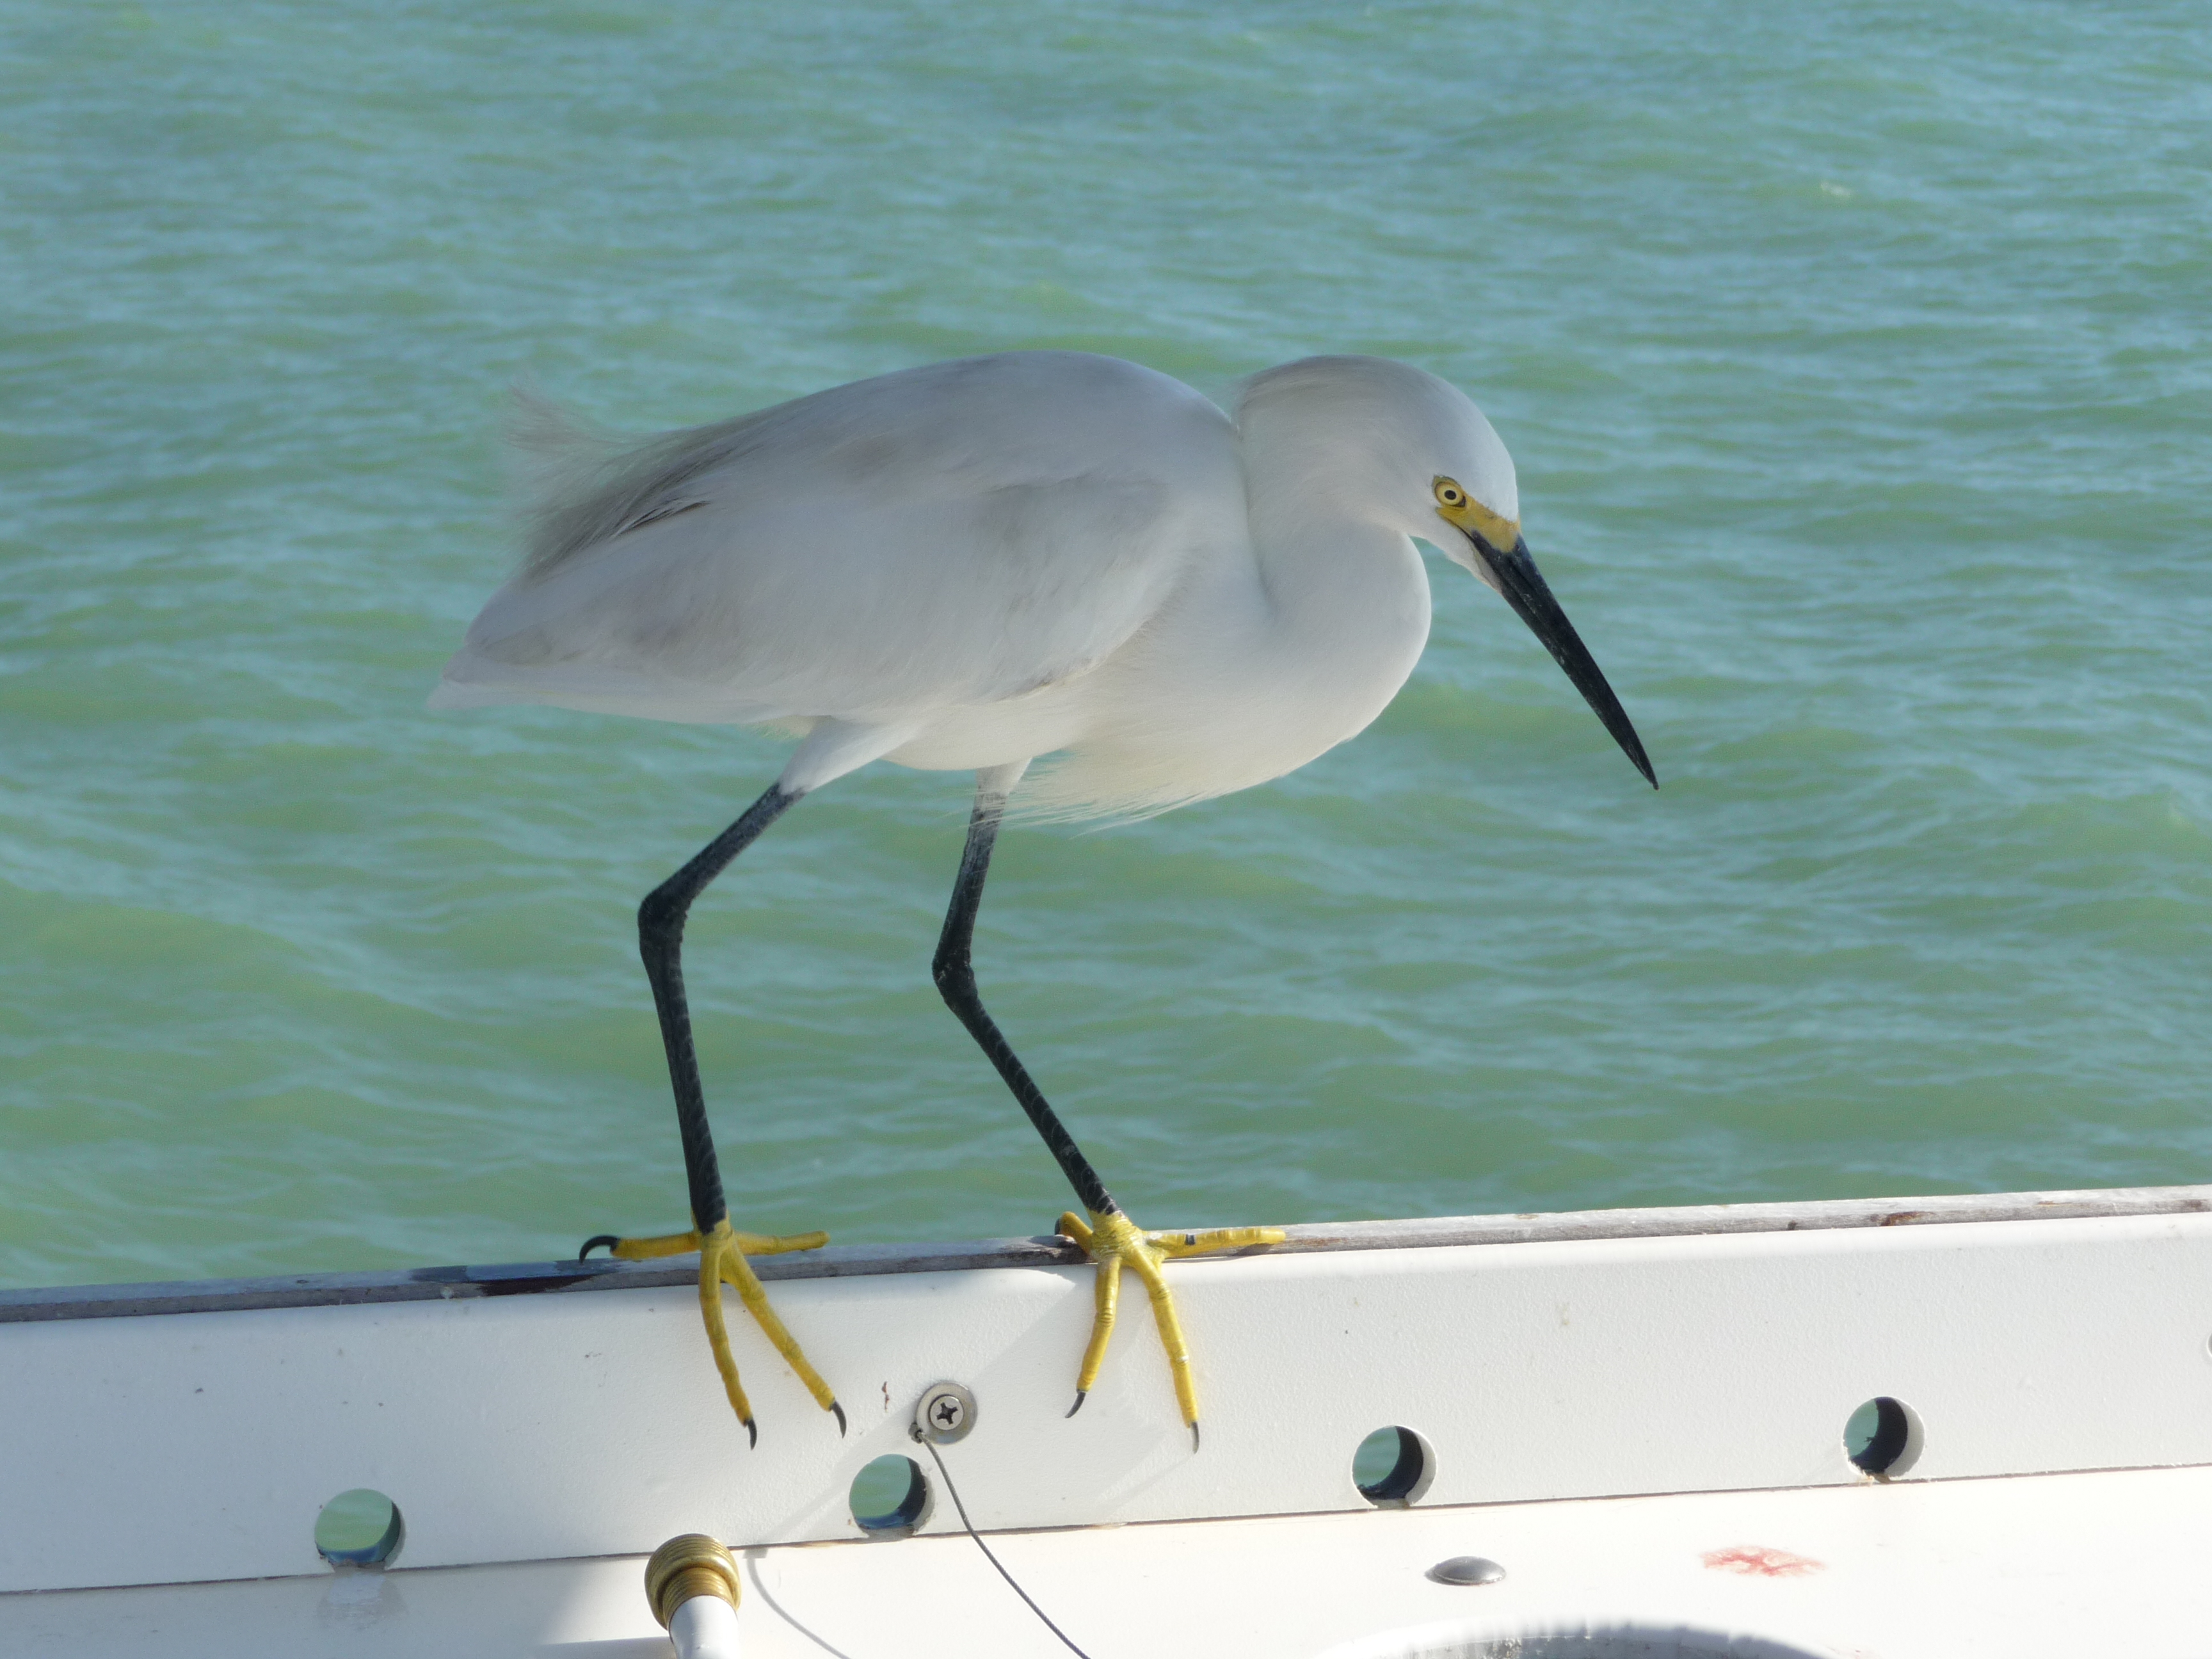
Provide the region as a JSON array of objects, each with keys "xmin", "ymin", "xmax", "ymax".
[{"xmin": 645, "ymin": 1532, "xmax": 741, "ymax": 1631}]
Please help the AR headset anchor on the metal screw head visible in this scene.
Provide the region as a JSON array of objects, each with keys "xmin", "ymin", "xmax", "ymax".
[
  {"xmin": 913, "ymin": 1381, "xmax": 977, "ymax": 1445},
  {"xmin": 1427, "ymin": 1556, "xmax": 1505, "ymax": 1586}
]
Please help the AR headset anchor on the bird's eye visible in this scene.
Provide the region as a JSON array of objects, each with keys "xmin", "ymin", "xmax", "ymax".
[{"xmin": 1434, "ymin": 479, "xmax": 1466, "ymax": 507}]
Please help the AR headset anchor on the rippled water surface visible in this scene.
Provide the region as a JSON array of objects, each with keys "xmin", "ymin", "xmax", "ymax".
[{"xmin": 4, "ymin": 3, "xmax": 2208, "ymax": 1286}]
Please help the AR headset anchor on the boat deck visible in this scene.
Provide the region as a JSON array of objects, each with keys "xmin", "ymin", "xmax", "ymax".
[
  {"xmin": 11, "ymin": 1462, "xmax": 2211, "ymax": 1657},
  {"xmin": 6, "ymin": 1186, "xmax": 2210, "ymax": 1656}
]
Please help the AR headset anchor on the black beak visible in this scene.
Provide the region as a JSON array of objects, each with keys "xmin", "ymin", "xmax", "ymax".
[{"xmin": 1471, "ymin": 534, "xmax": 1656, "ymax": 789}]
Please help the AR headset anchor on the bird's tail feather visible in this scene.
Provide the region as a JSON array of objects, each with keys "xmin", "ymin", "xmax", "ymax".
[{"xmin": 504, "ymin": 387, "xmax": 629, "ymax": 559}]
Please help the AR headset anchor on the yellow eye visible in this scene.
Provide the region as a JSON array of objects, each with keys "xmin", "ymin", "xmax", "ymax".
[{"xmin": 1434, "ymin": 478, "xmax": 1466, "ymax": 508}]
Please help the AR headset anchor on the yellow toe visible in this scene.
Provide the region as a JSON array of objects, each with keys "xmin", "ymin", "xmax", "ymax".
[
  {"xmin": 1057, "ymin": 1208, "xmax": 1283, "ymax": 1436},
  {"xmin": 593, "ymin": 1218, "xmax": 840, "ymax": 1442}
]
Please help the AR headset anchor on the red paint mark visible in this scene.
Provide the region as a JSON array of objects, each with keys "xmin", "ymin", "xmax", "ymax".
[{"xmin": 1702, "ymin": 1545, "xmax": 1823, "ymax": 1578}]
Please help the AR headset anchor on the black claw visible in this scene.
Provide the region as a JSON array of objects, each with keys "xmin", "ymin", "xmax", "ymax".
[
  {"xmin": 579, "ymin": 1234, "xmax": 622, "ymax": 1260},
  {"xmin": 831, "ymin": 1400, "xmax": 848, "ymax": 1436},
  {"xmin": 1190, "ymin": 1421, "xmax": 1201, "ymax": 1453},
  {"xmin": 744, "ymin": 1417, "xmax": 758, "ymax": 1449},
  {"xmin": 1066, "ymin": 1390, "xmax": 1088, "ymax": 1420}
]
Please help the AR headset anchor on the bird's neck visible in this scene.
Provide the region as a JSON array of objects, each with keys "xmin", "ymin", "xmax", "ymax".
[{"xmin": 1241, "ymin": 485, "xmax": 1434, "ymax": 737}]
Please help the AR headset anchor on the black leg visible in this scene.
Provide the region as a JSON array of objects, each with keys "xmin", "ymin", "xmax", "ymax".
[
  {"xmin": 932, "ymin": 793, "xmax": 1119, "ymax": 1219},
  {"xmin": 637, "ymin": 782, "xmax": 803, "ymax": 1235}
]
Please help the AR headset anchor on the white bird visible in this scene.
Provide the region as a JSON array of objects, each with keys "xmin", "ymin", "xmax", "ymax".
[{"xmin": 433, "ymin": 351, "xmax": 1654, "ymax": 1447}]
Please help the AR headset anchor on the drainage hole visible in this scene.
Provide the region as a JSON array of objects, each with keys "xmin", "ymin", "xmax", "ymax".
[
  {"xmin": 849, "ymin": 1453, "xmax": 930, "ymax": 1534},
  {"xmin": 1843, "ymin": 1396, "xmax": 1912, "ymax": 1475},
  {"xmin": 1352, "ymin": 1424, "xmax": 1432, "ymax": 1506},
  {"xmin": 314, "ymin": 1488, "xmax": 405, "ymax": 1567}
]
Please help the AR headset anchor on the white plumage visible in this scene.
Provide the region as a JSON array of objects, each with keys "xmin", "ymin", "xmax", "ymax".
[
  {"xmin": 429, "ymin": 351, "xmax": 1624, "ymax": 819},
  {"xmin": 431, "ymin": 349, "xmax": 1653, "ymax": 1443}
]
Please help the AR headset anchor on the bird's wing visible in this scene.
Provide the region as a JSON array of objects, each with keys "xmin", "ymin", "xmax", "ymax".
[{"xmin": 433, "ymin": 354, "xmax": 1243, "ymax": 725}]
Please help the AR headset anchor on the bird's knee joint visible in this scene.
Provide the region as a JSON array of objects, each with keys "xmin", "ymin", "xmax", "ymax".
[{"xmin": 639, "ymin": 890, "xmax": 687, "ymax": 944}]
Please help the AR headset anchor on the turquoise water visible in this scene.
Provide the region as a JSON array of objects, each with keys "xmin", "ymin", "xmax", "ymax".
[{"xmin": 4, "ymin": 3, "xmax": 2208, "ymax": 1288}]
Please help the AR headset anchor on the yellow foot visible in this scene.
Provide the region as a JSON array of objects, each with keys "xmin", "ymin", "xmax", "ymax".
[
  {"xmin": 1055, "ymin": 1209, "xmax": 1285, "ymax": 1450},
  {"xmin": 580, "ymin": 1220, "xmax": 841, "ymax": 1447}
]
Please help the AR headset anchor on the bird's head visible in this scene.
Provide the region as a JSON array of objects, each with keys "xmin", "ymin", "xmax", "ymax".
[
  {"xmin": 1237, "ymin": 357, "xmax": 1655, "ymax": 789},
  {"xmin": 1366, "ymin": 361, "xmax": 1658, "ymax": 792}
]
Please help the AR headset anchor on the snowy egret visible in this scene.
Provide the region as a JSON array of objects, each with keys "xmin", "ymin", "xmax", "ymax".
[{"xmin": 432, "ymin": 351, "xmax": 1654, "ymax": 1447}]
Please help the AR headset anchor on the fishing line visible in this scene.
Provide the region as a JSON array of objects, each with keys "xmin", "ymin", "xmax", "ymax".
[{"xmin": 912, "ymin": 1429, "xmax": 1096, "ymax": 1659}]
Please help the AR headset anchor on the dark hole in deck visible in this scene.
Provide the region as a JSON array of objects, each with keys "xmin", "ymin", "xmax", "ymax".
[
  {"xmin": 1354, "ymin": 1424, "xmax": 1431, "ymax": 1505},
  {"xmin": 315, "ymin": 1488, "xmax": 405, "ymax": 1568},
  {"xmin": 1844, "ymin": 1395, "xmax": 1912, "ymax": 1474},
  {"xmin": 849, "ymin": 1454, "xmax": 929, "ymax": 1535}
]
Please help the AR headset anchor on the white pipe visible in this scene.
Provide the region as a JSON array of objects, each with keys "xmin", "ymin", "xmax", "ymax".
[{"xmin": 669, "ymin": 1590, "xmax": 742, "ymax": 1659}]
